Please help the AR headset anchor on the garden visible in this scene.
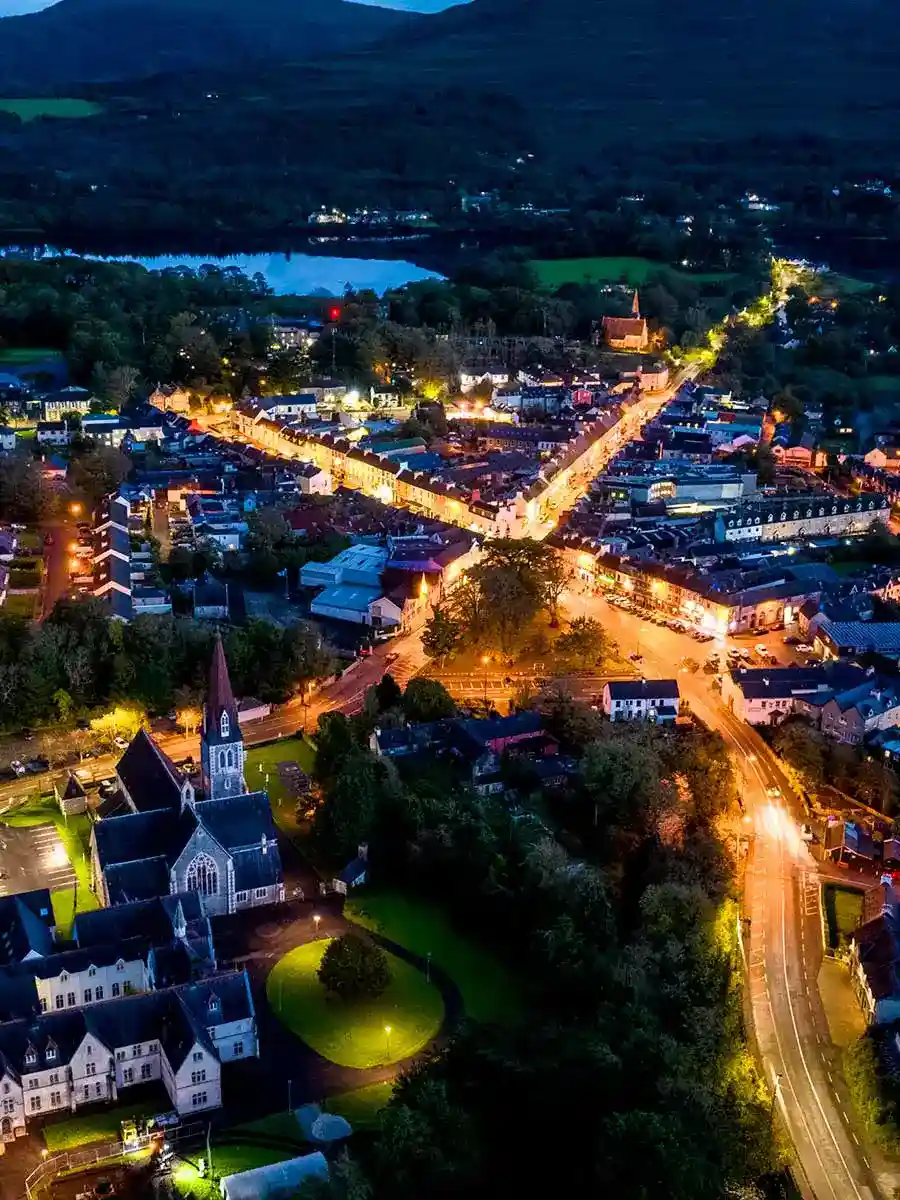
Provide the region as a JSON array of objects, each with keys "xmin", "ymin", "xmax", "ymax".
[
  {"xmin": 823, "ymin": 882, "xmax": 865, "ymax": 951},
  {"xmin": 266, "ymin": 937, "xmax": 444, "ymax": 1069},
  {"xmin": 245, "ymin": 735, "xmax": 315, "ymax": 836}
]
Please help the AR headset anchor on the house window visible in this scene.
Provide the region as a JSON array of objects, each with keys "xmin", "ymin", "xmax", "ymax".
[
  {"xmin": 54, "ymin": 996, "xmax": 64, "ymax": 1010},
  {"xmin": 233, "ymin": 1041, "xmax": 244, "ymax": 1058},
  {"xmin": 27, "ymin": 1080, "xmax": 37, "ymax": 1090},
  {"xmin": 51, "ymin": 1091, "xmax": 62, "ymax": 1108},
  {"xmin": 191, "ymin": 1092, "xmax": 208, "ymax": 1108},
  {"xmin": 186, "ymin": 853, "xmax": 219, "ymax": 898},
  {"xmin": 86, "ymin": 1045, "xmax": 92, "ymax": 1056},
  {"xmin": 116, "ymin": 961, "xmax": 125, "ymax": 972},
  {"xmin": 49, "ymin": 1073, "xmax": 59, "ymax": 1085},
  {"xmin": 192, "ymin": 1051, "xmax": 203, "ymax": 1063},
  {"xmin": 111, "ymin": 983, "xmax": 120, "ymax": 998},
  {"xmin": 148, "ymin": 1042, "xmax": 157, "ymax": 1052},
  {"xmin": 226, "ymin": 748, "xmax": 234, "ymax": 768},
  {"xmin": 2, "ymin": 1099, "xmax": 13, "ymax": 1114},
  {"xmin": 116, "ymin": 1050, "xmax": 126, "ymax": 1062},
  {"xmin": 85, "ymin": 1062, "xmax": 96, "ymax": 1077},
  {"xmin": 95, "ymin": 1083, "xmax": 103, "ymax": 1097},
  {"xmin": 123, "ymin": 1068, "xmax": 134, "ymax": 1084},
  {"xmin": 84, "ymin": 989, "xmax": 92, "ymax": 1004},
  {"xmin": 236, "ymin": 891, "xmax": 249, "ymax": 903},
  {"xmin": 2, "ymin": 1084, "xmax": 8, "ymax": 1095},
  {"xmin": 254, "ymin": 887, "xmax": 267, "ymax": 899},
  {"xmin": 83, "ymin": 1086, "xmax": 89, "ymax": 1099},
  {"xmin": 218, "ymin": 751, "xmax": 226, "ymax": 771},
  {"xmin": 95, "ymin": 986, "xmax": 103, "ymax": 1001},
  {"xmin": 29, "ymin": 1097, "xmax": 41, "ymax": 1113},
  {"xmin": 88, "ymin": 966, "xmax": 96, "ymax": 978},
  {"xmin": 191, "ymin": 1070, "xmax": 206, "ymax": 1085},
  {"xmin": 220, "ymin": 712, "xmax": 229, "ymax": 738},
  {"xmin": 123, "ymin": 982, "xmax": 133, "ymax": 995},
  {"xmin": 141, "ymin": 1063, "xmax": 152, "ymax": 1080},
  {"xmin": 132, "ymin": 1045, "xmax": 142, "ymax": 1057},
  {"xmin": 66, "ymin": 993, "xmax": 75, "ymax": 1007},
  {"xmin": 24, "ymin": 1051, "xmax": 36, "ymax": 1067},
  {"xmin": 40, "ymin": 998, "xmax": 47, "ymax": 1013}
]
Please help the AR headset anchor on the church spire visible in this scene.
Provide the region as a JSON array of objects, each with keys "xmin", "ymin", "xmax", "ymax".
[
  {"xmin": 632, "ymin": 289, "xmax": 641, "ymax": 318},
  {"xmin": 201, "ymin": 635, "xmax": 246, "ymax": 801},
  {"xmin": 204, "ymin": 634, "xmax": 240, "ymax": 745}
]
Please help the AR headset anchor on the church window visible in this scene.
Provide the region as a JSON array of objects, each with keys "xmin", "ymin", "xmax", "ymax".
[
  {"xmin": 218, "ymin": 751, "xmax": 226, "ymax": 771},
  {"xmin": 220, "ymin": 712, "xmax": 230, "ymax": 739},
  {"xmin": 186, "ymin": 853, "xmax": 219, "ymax": 898},
  {"xmin": 226, "ymin": 748, "xmax": 234, "ymax": 768}
]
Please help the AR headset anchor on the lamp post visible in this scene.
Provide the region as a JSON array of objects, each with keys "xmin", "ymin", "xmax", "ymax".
[
  {"xmin": 313, "ymin": 913, "xmax": 321, "ymax": 936},
  {"xmin": 481, "ymin": 654, "xmax": 490, "ymax": 706},
  {"xmin": 384, "ymin": 1024, "xmax": 392, "ymax": 1060}
]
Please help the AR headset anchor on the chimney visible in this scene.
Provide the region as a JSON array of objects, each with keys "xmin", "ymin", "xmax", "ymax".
[{"xmin": 358, "ymin": 843, "xmax": 369, "ymax": 862}]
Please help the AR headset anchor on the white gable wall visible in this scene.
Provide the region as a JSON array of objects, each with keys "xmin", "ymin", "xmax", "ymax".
[{"xmin": 38, "ymin": 957, "xmax": 148, "ymax": 1014}]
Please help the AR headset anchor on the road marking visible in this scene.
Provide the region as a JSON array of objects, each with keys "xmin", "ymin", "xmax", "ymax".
[{"xmin": 852, "ymin": 1133, "xmax": 859, "ymax": 1145}]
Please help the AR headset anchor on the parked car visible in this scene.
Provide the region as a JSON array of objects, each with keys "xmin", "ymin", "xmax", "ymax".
[
  {"xmin": 797, "ymin": 643, "xmax": 813, "ymax": 653},
  {"xmin": 10, "ymin": 760, "xmax": 25, "ymax": 777},
  {"xmin": 755, "ymin": 643, "xmax": 769, "ymax": 656},
  {"xmin": 113, "ymin": 736, "xmax": 129, "ymax": 750}
]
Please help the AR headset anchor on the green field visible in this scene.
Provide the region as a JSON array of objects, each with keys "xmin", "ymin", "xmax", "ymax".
[
  {"xmin": 3, "ymin": 593, "xmax": 37, "ymax": 620},
  {"xmin": 174, "ymin": 1143, "xmax": 299, "ymax": 1200},
  {"xmin": 245, "ymin": 735, "xmax": 315, "ymax": 834},
  {"xmin": 530, "ymin": 256, "xmax": 734, "ymax": 288},
  {"xmin": 43, "ymin": 1098, "xmax": 163, "ymax": 1151},
  {"xmin": 267, "ymin": 939, "xmax": 444, "ymax": 1068},
  {"xmin": 325, "ymin": 1080, "xmax": 394, "ymax": 1129},
  {"xmin": 347, "ymin": 891, "xmax": 523, "ymax": 1025},
  {"xmin": 823, "ymin": 883, "xmax": 865, "ymax": 950},
  {"xmin": 0, "ymin": 99, "xmax": 101, "ymax": 122}
]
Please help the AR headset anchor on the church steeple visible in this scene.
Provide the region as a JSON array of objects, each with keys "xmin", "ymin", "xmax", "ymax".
[
  {"xmin": 632, "ymin": 289, "xmax": 641, "ymax": 318},
  {"xmin": 201, "ymin": 635, "xmax": 246, "ymax": 801}
]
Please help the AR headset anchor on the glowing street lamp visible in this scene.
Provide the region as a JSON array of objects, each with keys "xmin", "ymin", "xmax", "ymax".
[
  {"xmin": 69, "ymin": 502, "xmax": 82, "ymax": 516},
  {"xmin": 384, "ymin": 1024, "xmax": 392, "ymax": 1058},
  {"xmin": 313, "ymin": 913, "xmax": 321, "ymax": 935}
]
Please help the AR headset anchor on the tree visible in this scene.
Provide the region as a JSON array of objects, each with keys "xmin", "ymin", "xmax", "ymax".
[
  {"xmin": 554, "ymin": 616, "xmax": 609, "ymax": 669},
  {"xmin": 403, "ymin": 678, "xmax": 456, "ymax": 723},
  {"xmin": 772, "ymin": 718, "xmax": 826, "ymax": 788},
  {"xmin": 422, "ymin": 606, "xmax": 462, "ymax": 664},
  {"xmin": 539, "ymin": 555, "xmax": 573, "ymax": 627},
  {"xmin": 89, "ymin": 703, "xmax": 146, "ymax": 748},
  {"xmin": 375, "ymin": 673, "xmax": 404, "ymax": 713},
  {"xmin": 318, "ymin": 933, "xmax": 391, "ymax": 1002},
  {"xmin": 91, "ymin": 363, "xmax": 140, "ymax": 409},
  {"xmin": 69, "ymin": 447, "xmax": 131, "ymax": 506}
]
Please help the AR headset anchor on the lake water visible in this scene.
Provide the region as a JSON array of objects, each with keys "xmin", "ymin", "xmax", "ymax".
[{"xmin": 82, "ymin": 250, "xmax": 443, "ymax": 295}]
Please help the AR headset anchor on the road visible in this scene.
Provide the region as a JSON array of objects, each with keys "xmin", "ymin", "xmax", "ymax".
[
  {"xmin": 39, "ymin": 517, "xmax": 79, "ymax": 620},
  {"xmin": 566, "ymin": 589, "xmax": 884, "ymax": 1200}
]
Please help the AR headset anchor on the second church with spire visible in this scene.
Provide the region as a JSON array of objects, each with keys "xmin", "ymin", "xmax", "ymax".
[{"xmin": 90, "ymin": 636, "xmax": 285, "ymax": 916}]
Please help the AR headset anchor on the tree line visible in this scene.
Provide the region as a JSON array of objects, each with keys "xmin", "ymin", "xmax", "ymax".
[{"xmin": 304, "ymin": 690, "xmax": 782, "ymax": 1200}]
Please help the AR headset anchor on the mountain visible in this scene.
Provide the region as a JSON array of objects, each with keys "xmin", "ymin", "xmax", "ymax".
[{"xmin": 0, "ymin": 0, "xmax": 421, "ymax": 89}]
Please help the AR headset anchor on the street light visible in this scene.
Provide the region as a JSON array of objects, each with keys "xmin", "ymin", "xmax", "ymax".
[
  {"xmin": 313, "ymin": 913, "xmax": 321, "ymax": 935},
  {"xmin": 481, "ymin": 654, "xmax": 490, "ymax": 705},
  {"xmin": 384, "ymin": 1024, "xmax": 392, "ymax": 1058}
]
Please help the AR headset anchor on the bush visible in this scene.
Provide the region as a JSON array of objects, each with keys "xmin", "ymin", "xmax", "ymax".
[
  {"xmin": 317, "ymin": 933, "xmax": 391, "ymax": 1003},
  {"xmin": 9, "ymin": 568, "xmax": 40, "ymax": 589},
  {"xmin": 843, "ymin": 1033, "xmax": 900, "ymax": 1155}
]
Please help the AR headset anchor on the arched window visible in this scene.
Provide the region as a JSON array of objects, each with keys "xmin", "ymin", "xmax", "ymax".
[
  {"xmin": 220, "ymin": 712, "xmax": 230, "ymax": 739},
  {"xmin": 186, "ymin": 853, "xmax": 219, "ymax": 897},
  {"xmin": 226, "ymin": 748, "xmax": 234, "ymax": 768},
  {"xmin": 218, "ymin": 751, "xmax": 226, "ymax": 771}
]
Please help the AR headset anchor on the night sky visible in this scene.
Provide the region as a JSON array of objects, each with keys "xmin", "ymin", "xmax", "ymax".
[{"xmin": 0, "ymin": 0, "xmax": 467, "ymax": 14}]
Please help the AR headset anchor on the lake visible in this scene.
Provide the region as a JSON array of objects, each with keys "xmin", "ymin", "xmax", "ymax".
[{"xmin": 82, "ymin": 250, "xmax": 443, "ymax": 295}]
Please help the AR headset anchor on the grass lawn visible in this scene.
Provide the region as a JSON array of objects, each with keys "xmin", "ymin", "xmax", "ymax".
[
  {"xmin": 823, "ymin": 882, "xmax": 865, "ymax": 950},
  {"xmin": 0, "ymin": 99, "xmax": 102, "ymax": 122},
  {"xmin": 267, "ymin": 940, "xmax": 444, "ymax": 1068},
  {"xmin": 325, "ymin": 1081, "xmax": 394, "ymax": 1130},
  {"xmin": 347, "ymin": 891, "xmax": 524, "ymax": 1025},
  {"xmin": 174, "ymin": 1143, "xmax": 298, "ymax": 1200},
  {"xmin": 228, "ymin": 1111, "xmax": 305, "ymax": 1143},
  {"xmin": 43, "ymin": 1098, "xmax": 162, "ymax": 1151},
  {"xmin": 18, "ymin": 529, "xmax": 42, "ymax": 550},
  {"xmin": 245, "ymin": 735, "xmax": 315, "ymax": 835},
  {"xmin": 530, "ymin": 255, "xmax": 733, "ymax": 288}
]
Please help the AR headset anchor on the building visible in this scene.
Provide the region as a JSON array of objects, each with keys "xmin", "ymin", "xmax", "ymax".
[
  {"xmin": 253, "ymin": 395, "xmax": 319, "ymax": 421},
  {"xmin": 722, "ymin": 663, "xmax": 884, "ymax": 731},
  {"xmin": 864, "ymin": 447, "xmax": 900, "ymax": 474},
  {"xmin": 295, "ymin": 463, "xmax": 332, "ymax": 496},
  {"xmin": 193, "ymin": 578, "xmax": 229, "ymax": 621},
  {"xmin": 92, "ymin": 492, "xmax": 133, "ymax": 621},
  {"xmin": 150, "ymin": 386, "xmax": 192, "ymax": 415},
  {"xmin": 300, "ymin": 545, "xmax": 387, "ymax": 591},
  {"xmin": 35, "ymin": 421, "xmax": 70, "ymax": 447},
  {"xmin": 849, "ymin": 886, "xmax": 900, "ymax": 1023},
  {"xmin": 713, "ymin": 492, "xmax": 890, "ymax": 544},
  {"xmin": 0, "ymin": 970, "xmax": 257, "ymax": 1139},
  {"xmin": 91, "ymin": 638, "xmax": 284, "ymax": 915},
  {"xmin": 602, "ymin": 679, "xmax": 680, "ymax": 722},
  {"xmin": 602, "ymin": 292, "xmax": 649, "ymax": 352},
  {"xmin": 40, "ymin": 388, "xmax": 92, "ymax": 421},
  {"xmin": 0, "ymin": 429, "xmax": 16, "ymax": 453},
  {"xmin": 815, "ymin": 621, "xmax": 900, "ymax": 660}
]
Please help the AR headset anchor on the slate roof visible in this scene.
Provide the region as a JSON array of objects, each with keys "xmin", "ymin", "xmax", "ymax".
[
  {"xmin": 116, "ymin": 728, "xmax": 183, "ymax": 813},
  {"xmin": 194, "ymin": 792, "xmax": 277, "ymax": 852},
  {"xmin": 61, "ymin": 774, "xmax": 86, "ymax": 801},
  {"xmin": 203, "ymin": 634, "xmax": 240, "ymax": 747},
  {"xmin": 94, "ymin": 808, "xmax": 186, "ymax": 869},
  {"xmin": 0, "ymin": 891, "xmax": 55, "ymax": 966},
  {"xmin": 74, "ymin": 892, "xmax": 205, "ymax": 948},
  {"xmin": 104, "ymin": 858, "xmax": 173, "ymax": 906},
  {"xmin": 233, "ymin": 843, "xmax": 283, "ymax": 893},
  {"xmin": 606, "ymin": 679, "xmax": 680, "ymax": 701}
]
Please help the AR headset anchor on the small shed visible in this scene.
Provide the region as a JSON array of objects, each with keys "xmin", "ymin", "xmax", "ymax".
[
  {"xmin": 219, "ymin": 1152, "xmax": 328, "ymax": 1200},
  {"xmin": 56, "ymin": 773, "xmax": 87, "ymax": 816}
]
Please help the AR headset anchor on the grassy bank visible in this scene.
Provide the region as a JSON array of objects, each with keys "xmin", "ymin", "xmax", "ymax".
[
  {"xmin": 530, "ymin": 255, "xmax": 734, "ymax": 288},
  {"xmin": 823, "ymin": 882, "xmax": 864, "ymax": 951}
]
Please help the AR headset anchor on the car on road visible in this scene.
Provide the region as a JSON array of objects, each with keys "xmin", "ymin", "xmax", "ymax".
[
  {"xmin": 9, "ymin": 760, "xmax": 25, "ymax": 777},
  {"xmin": 784, "ymin": 634, "xmax": 799, "ymax": 645},
  {"xmin": 765, "ymin": 784, "xmax": 782, "ymax": 799},
  {"xmin": 113, "ymin": 736, "xmax": 129, "ymax": 750},
  {"xmin": 754, "ymin": 643, "xmax": 769, "ymax": 656},
  {"xmin": 797, "ymin": 643, "xmax": 813, "ymax": 654}
]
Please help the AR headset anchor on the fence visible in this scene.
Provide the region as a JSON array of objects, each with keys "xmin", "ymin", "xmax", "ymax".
[{"xmin": 23, "ymin": 1120, "xmax": 206, "ymax": 1199}]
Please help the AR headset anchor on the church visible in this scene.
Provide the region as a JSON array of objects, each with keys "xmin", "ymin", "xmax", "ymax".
[{"xmin": 90, "ymin": 637, "xmax": 285, "ymax": 916}]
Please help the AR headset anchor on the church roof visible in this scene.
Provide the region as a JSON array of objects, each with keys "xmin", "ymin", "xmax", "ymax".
[
  {"xmin": 103, "ymin": 858, "xmax": 173, "ymax": 906},
  {"xmin": 193, "ymin": 792, "xmax": 276, "ymax": 852},
  {"xmin": 116, "ymin": 728, "xmax": 183, "ymax": 813},
  {"xmin": 94, "ymin": 808, "xmax": 185, "ymax": 869},
  {"xmin": 204, "ymin": 635, "xmax": 241, "ymax": 747},
  {"xmin": 233, "ymin": 842, "xmax": 283, "ymax": 893},
  {"xmin": 74, "ymin": 892, "xmax": 205, "ymax": 948}
]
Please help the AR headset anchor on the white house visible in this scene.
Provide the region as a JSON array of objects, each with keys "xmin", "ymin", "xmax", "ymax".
[{"xmin": 602, "ymin": 679, "xmax": 680, "ymax": 722}]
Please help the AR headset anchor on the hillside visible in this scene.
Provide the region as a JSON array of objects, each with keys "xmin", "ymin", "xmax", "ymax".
[
  {"xmin": 0, "ymin": 0, "xmax": 898, "ymax": 238},
  {"xmin": 0, "ymin": 0, "xmax": 420, "ymax": 88}
]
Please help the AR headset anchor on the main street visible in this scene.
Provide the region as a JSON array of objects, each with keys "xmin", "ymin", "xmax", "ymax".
[{"xmin": 565, "ymin": 588, "xmax": 885, "ymax": 1200}]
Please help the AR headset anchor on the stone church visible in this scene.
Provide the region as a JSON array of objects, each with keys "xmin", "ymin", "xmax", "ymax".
[{"xmin": 91, "ymin": 637, "xmax": 285, "ymax": 916}]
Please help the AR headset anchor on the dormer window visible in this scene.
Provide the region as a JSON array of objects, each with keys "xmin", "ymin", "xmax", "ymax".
[
  {"xmin": 207, "ymin": 995, "xmax": 220, "ymax": 1015},
  {"xmin": 88, "ymin": 966, "xmax": 96, "ymax": 978},
  {"xmin": 24, "ymin": 1048, "xmax": 36, "ymax": 1067},
  {"xmin": 59, "ymin": 971, "xmax": 68, "ymax": 983},
  {"xmin": 45, "ymin": 1045, "xmax": 56, "ymax": 1063},
  {"xmin": 220, "ymin": 712, "xmax": 230, "ymax": 739}
]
